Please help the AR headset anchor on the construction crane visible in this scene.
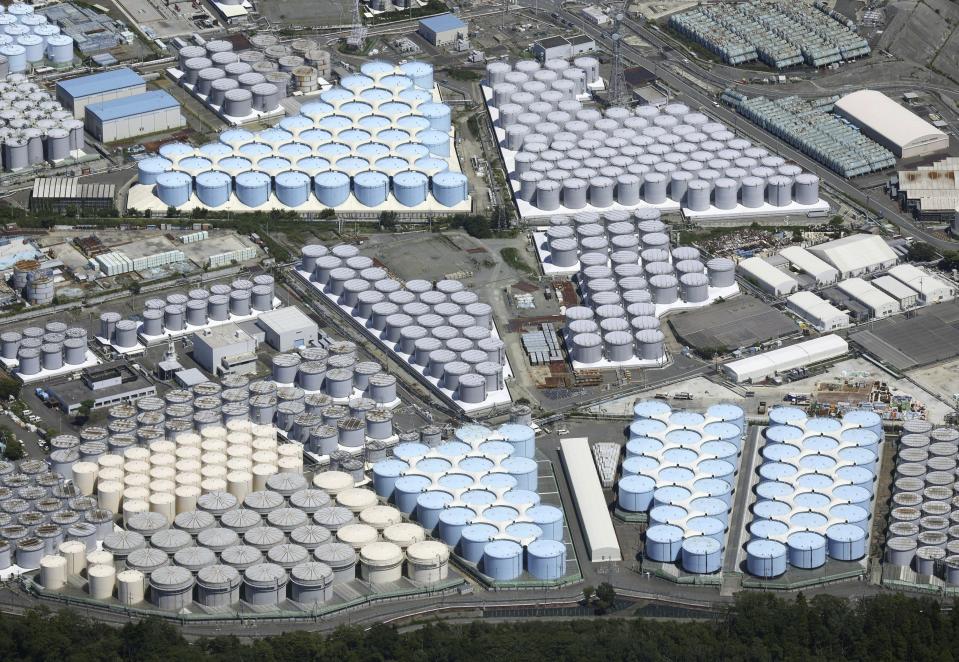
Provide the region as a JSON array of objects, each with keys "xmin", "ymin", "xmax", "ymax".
[{"xmin": 347, "ymin": 0, "xmax": 368, "ymax": 49}]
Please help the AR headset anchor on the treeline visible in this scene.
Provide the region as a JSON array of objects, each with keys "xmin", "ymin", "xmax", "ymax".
[{"xmin": 0, "ymin": 593, "xmax": 957, "ymax": 661}]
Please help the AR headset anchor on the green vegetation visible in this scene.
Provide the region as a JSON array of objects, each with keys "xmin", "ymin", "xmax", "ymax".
[
  {"xmin": 0, "ymin": 427, "xmax": 23, "ymax": 461},
  {"xmin": 500, "ymin": 246, "xmax": 535, "ymax": 276},
  {"xmin": 906, "ymin": 241, "xmax": 938, "ymax": 263},
  {"xmin": 1, "ymin": 594, "xmax": 959, "ymax": 660},
  {"xmin": 447, "ymin": 213, "xmax": 493, "ymax": 238},
  {"xmin": 448, "ymin": 67, "xmax": 482, "ymax": 82},
  {"xmin": 940, "ymin": 249, "xmax": 959, "ymax": 271},
  {"xmin": 0, "ymin": 376, "xmax": 20, "ymax": 401}
]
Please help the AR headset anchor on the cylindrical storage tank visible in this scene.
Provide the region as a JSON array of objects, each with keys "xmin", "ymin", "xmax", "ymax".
[
  {"xmin": 86, "ymin": 562, "xmax": 116, "ymax": 600},
  {"xmin": 148, "ymin": 565, "xmax": 195, "ymax": 609},
  {"xmin": 767, "ymin": 175, "xmax": 793, "ymax": 207},
  {"xmin": 431, "ymin": 172, "xmax": 469, "ymax": 207},
  {"xmin": 194, "ymin": 171, "xmax": 231, "ymax": 207},
  {"xmin": 680, "ymin": 273, "xmax": 709, "ymax": 303},
  {"xmin": 223, "ymin": 88, "xmax": 253, "ymax": 117},
  {"xmin": 740, "ymin": 176, "xmax": 765, "ymax": 208},
  {"xmin": 481, "ymin": 539, "xmax": 524, "ymax": 581},
  {"xmin": 241, "ymin": 562, "xmax": 287, "ymax": 605},
  {"xmin": 746, "ymin": 539, "xmax": 787, "ymax": 578},
  {"xmin": 793, "ymin": 173, "xmax": 819, "ymax": 205},
  {"xmin": 234, "ymin": 170, "xmax": 271, "ymax": 207},
  {"xmin": 155, "ymin": 171, "xmax": 193, "ymax": 207},
  {"xmin": 274, "ymin": 170, "xmax": 311, "ymax": 207},
  {"xmin": 707, "ymin": 258, "xmax": 736, "ymax": 288}
]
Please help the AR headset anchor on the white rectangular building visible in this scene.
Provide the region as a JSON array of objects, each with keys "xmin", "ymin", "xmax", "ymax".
[
  {"xmin": 209, "ymin": 247, "xmax": 257, "ymax": 268},
  {"xmin": 56, "ymin": 68, "xmax": 146, "ymax": 119},
  {"xmin": 85, "ymin": 90, "xmax": 185, "ymax": 143},
  {"xmin": 834, "ymin": 90, "xmax": 949, "ymax": 159},
  {"xmin": 837, "ymin": 278, "xmax": 898, "ymax": 319},
  {"xmin": 888, "ymin": 264, "xmax": 956, "ymax": 303},
  {"xmin": 786, "ymin": 291, "xmax": 849, "ymax": 331},
  {"xmin": 779, "ymin": 246, "xmax": 839, "ymax": 286},
  {"xmin": 722, "ymin": 335, "xmax": 849, "ymax": 383},
  {"xmin": 738, "ymin": 257, "xmax": 799, "ymax": 296},
  {"xmin": 871, "ymin": 275, "xmax": 919, "ymax": 309},
  {"xmin": 256, "ymin": 307, "xmax": 318, "ymax": 352},
  {"xmin": 807, "ymin": 234, "xmax": 898, "ymax": 279},
  {"xmin": 558, "ymin": 437, "xmax": 621, "ymax": 562}
]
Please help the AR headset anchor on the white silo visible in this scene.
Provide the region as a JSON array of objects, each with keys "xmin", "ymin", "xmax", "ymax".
[
  {"xmin": 649, "ymin": 274, "xmax": 678, "ymax": 304},
  {"xmin": 643, "ymin": 172, "xmax": 667, "ymax": 203},
  {"xmin": 572, "ymin": 333, "xmax": 603, "ymax": 364},
  {"xmin": 767, "ymin": 175, "xmax": 793, "ymax": 206},
  {"xmin": 604, "ymin": 331, "xmax": 633, "ymax": 363},
  {"xmin": 635, "ymin": 329, "xmax": 665, "ymax": 361},
  {"xmin": 589, "ymin": 176, "xmax": 614, "ymax": 207},
  {"xmin": 793, "ymin": 173, "xmax": 819, "ymax": 204},
  {"xmin": 707, "ymin": 258, "xmax": 736, "ymax": 287},
  {"xmin": 740, "ymin": 176, "xmax": 765, "ymax": 208},
  {"xmin": 713, "ymin": 177, "xmax": 739, "ymax": 209},
  {"xmin": 680, "ymin": 273, "xmax": 709, "ymax": 303},
  {"xmin": 536, "ymin": 179, "xmax": 561, "ymax": 210}
]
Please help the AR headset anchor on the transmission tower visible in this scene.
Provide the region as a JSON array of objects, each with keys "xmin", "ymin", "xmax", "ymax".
[
  {"xmin": 348, "ymin": 0, "xmax": 367, "ymax": 49},
  {"xmin": 607, "ymin": 13, "xmax": 630, "ymax": 107}
]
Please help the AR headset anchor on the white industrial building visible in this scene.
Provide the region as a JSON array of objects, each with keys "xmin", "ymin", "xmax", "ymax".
[
  {"xmin": 191, "ymin": 323, "xmax": 258, "ymax": 376},
  {"xmin": 888, "ymin": 264, "xmax": 956, "ymax": 303},
  {"xmin": 834, "ymin": 90, "xmax": 949, "ymax": 159},
  {"xmin": 84, "ymin": 90, "xmax": 185, "ymax": 143},
  {"xmin": 871, "ymin": 275, "xmax": 919, "ymax": 309},
  {"xmin": 94, "ymin": 249, "xmax": 185, "ymax": 276},
  {"xmin": 779, "ymin": 246, "xmax": 839, "ymax": 286},
  {"xmin": 786, "ymin": 291, "xmax": 849, "ymax": 331},
  {"xmin": 56, "ymin": 67, "xmax": 146, "ymax": 119},
  {"xmin": 807, "ymin": 234, "xmax": 898, "ymax": 279},
  {"xmin": 738, "ymin": 257, "xmax": 799, "ymax": 296},
  {"xmin": 722, "ymin": 335, "xmax": 849, "ymax": 383},
  {"xmin": 558, "ymin": 437, "xmax": 621, "ymax": 562},
  {"xmin": 837, "ymin": 278, "xmax": 898, "ymax": 319},
  {"xmin": 531, "ymin": 34, "xmax": 595, "ymax": 62},
  {"xmin": 208, "ymin": 246, "xmax": 257, "ymax": 268},
  {"xmin": 255, "ymin": 307, "xmax": 318, "ymax": 352},
  {"xmin": 417, "ymin": 13, "xmax": 468, "ymax": 47}
]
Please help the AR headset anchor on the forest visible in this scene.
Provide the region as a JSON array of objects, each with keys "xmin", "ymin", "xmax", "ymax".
[{"xmin": 0, "ymin": 592, "xmax": 956, "ymax": 661}]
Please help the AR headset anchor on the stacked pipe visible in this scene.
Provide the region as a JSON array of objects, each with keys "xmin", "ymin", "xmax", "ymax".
[
  {"xmin": 146, "ymin": 57, "xmax": 467, "ymax": 211},
  {"xmin": 884, "ymin": 421, "xmax": 959, "ymax": 584},
  {"xmin": 545, "ymin": 209, "xmax": 735, "ymax": 365},
  {"xmin": 299, "ymin": 243, "xmax": 506, "ymax": 407},
  {"xmin": 486, "ymin": 58, "xmax": 820, "ymax": 213},
  {"xmin": 4, "ymin": 321, "xmax": 90, "ymax": 376}
]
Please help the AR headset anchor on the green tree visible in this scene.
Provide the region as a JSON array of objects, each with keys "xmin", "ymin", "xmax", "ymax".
[
  {"xmin": 939, "ymin": 250, "xmax": 959, "ymax": 271},
  {"xmin": 379, "ymin": 210, "xmax": 398, "ymax": 230},
  {"xmin": 594, "ymin": 582, "xmax": 616, "ymax": 613},
  {"xmin": 2, "ymin": 435, "xmax": 25, "ymax": 461},
  {"xmin": 582, "ymin": 585, "xmax": 594, "ymax": 604},
  {"xmin": 75, "ymin": 399, "xmax": 94, "ymax": 423},
  {"xmin": 0, "ymin": 376, "xmax": 20, "ymax": 401},
  {"xmin": 907, "ymin": 241, "xmax": 938, "ymax": 262}
]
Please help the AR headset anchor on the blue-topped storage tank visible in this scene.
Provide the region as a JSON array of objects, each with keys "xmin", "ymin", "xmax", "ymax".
[
  {"xmin": 460, "ymin": 489, "xmax": 497, "ymax": 509},
  {"xmin": 525, "ymin": 504, "xmax": 564, "ymax": 541},
  {"xmin": 435, "ymin": 440, "xmax": 471, "ymax": 458},
  {"xmin": 413, "ymin": 156, "xmax": 449, "ymax": 177},
  {"xmin": 418, "ymin": 129, "xmax": 450, "ymax": 157},
  {"xmin": 298, "ymin": 128, "xmax": 334, "ymax": 149},
  {"xmin": 431, "ymin": 171, "xmax": 468, "ymax": 207},
  {"xmin": 414, "ymin": 456, "xmax": 453, "ymax": 476},
  {"xmin": 376, "ymin": 127, "xmax": 412, "ymax": 146},
  {"xmin": 457, "ymin": 456, "xmax": 495, "ymax": 475},
  {"xmin": 314, "ymin": 171, "xmax": 351, "ymax": 207},
  {"xmin": 438, "ymin": 506, "xmax": 475, "ymax": 548},
  {"xmin": 355, "ymin": 141, "xmax": 391, "ymax": 162},
  {"xmin": 194, "ymin": 171, "xmax": 231, "ymax": 207},
  {"xmin": 277, "ymin": 142, "xmax": 311, "ymax": 161},
  {"xmin": 633, "ymin": 399, "xmax": 672, "ymax": 420},
  {"xmin": 399, "ymin": 61, "xmax": 434, "ymax": 90},
  {"xmin": 256, "ymin": 157, "xmax": 292, "ymax": 176},
  {"xmin": 335, "ymin": 156, "xmax": 370, "ymax": 176},
  {"xmin": 826, "ymin": 523, "xmax": 866, "ymax": 561},
  {"xmin": 372, "ymin": 458, "xmax": 408, "ymax": 499},
  {"xmin": 339, "ymin": 102, "xmax": 374, "ymax": 122},
  {"xmin": 629, "ymin": 419, "xmax": 667, "ymax": 439},
  {"xmin": 218, "ymin": 156, "xmax": 253, "ymax": 176},
  {"xmin": 482, "ymin": 539, "xmax": 523, "ymax": 581},
  {"xmin": 482, "ymin": 505, "xmax": 519, "ymax": 524},
  {"xmin": 338, "ymin": 128, "xmax": 373, "ymax": 148},
  {"xmin": 830, "ymin": 504, "xmax": 870, "ymax": 532},
  {"xmin": 379, "ymin": 74, "xmax": 413, "ymax": 94},
  {"xmin": 295, "ymin": 157, "xmax": 331, "ymax": 175},
  {"xmin": 317, "ymin": 114, "xmax": 353, "ymax": 134},
  {"xmin": 746, "ymin": 539, "xmax": 787, "ymax": 577},
  {"xmin": 177, "ymin": 156, "xmax": 212, "ymax": 175},
  {"xmin": 278, "ymin": 115, "xmax": 313, "ymax": 135},
  {"xmin": 460, "ymin": 523, "xmax": 497, "ymax": 561},
  {"xmin": 749, "ymin": 519, "xmax": 789, "ymax": 542},
  {"xmin": 497, "ymin": 423, "xmax": 536, "ymax": 459},
  {"xmin": 787, "ymin": 531, "xmax": 826, "ymax": 569},
  {"xmin": 840, "ymin": 428, "xmax": 880, "ymax": 454},
  {"xmin": 501, "ymin": 456, "xmax": 537, "ymax": 491},
  {"xmin": 340, "ymin": 74, "xmax": 375, "ymax": 94},
  {"xmin": 437, "ymin": 472, "xmax": 473, "ymax": 491},
  {"xmin": 686, "ymin": 516, "xmax": 725, "ymax": 545},
  {"xmin": 353, "ymin": 171, "xmax": 390, "ymax": 207},
  {"xmin": 415, "ymin": 490, "xmax": 453, "ymax": 532},
  {"xmin": 238, "ymin": 142, "xmax": 272, "ymax": 162},
  {"xmin": 644, "ymin": 524, "xmax": 683, "ymax": 562},
  {"xmin": 274, "ymin": 170, "xmax": 311, "ymax": 207},
  {"xmin": 359, "ymin": 88, "xmax": 393, "ymax": 108},
  {"xmin": 419, "ymin": 102, "xmax": 452, "ymax": 132},
  {"xmin": 300, "ymin": 101, "xmax": 335, "ymax": 121},
  {"xmin": 699, "ymin": 440, "xmax": 738, "ymax": 462},
  {"xmin": 360, "ymin": 60, "xmax": 395, "ymax": 81},
  {"xmin": 393, "ymin": 442, "xmax": 430, "ymax": 463},
  {"xmin": 399, "ymin": 87, "xmax": 433, "ymax": 107},
  {"xmin": 706, "ymin": 403, "xmax": 745, "ymax": 433},
  {"xmin": 219, "ymin": 128, "xmax": 254, "ymax": 148},
  {"xmin": 502, "ymin": 489, "xmax": 541, "ymax": 510},
  {"xmin": 319, "ymin": 87, "xmax": 353, "ymax": 108},
  {"xmin": 480, "ymin": 472, "xmax": 518, "ymax": 493},
  {"xmin": 650, "ymin": 504, "xmax": 687, "ymax": 527},
  {"xmin": 681, "ymin": 536, "xmax": 721, "ymax": 573},
  {"xmin": 235, "ymin": 171, "xmax": 271, "ymax": 207},
  {"xmin": 689, "ymin": 496, "xmax": 728, "ymax": 525},
  {"xmin": 768, "ymin": 406, "xmax": 807, "ymax": 428},
  {"xmin": 375, "ymin": 156, "xmax": 410, "ymax": 176},
  {"xmin": 505, "ymin": 521, "xmax": 542, "ymax": 543},
  {"xmin": 526, "ymin": 539, "xmax": 565, "ymax": 580},
  {"xmin": 155, "ymin": 171, "xmax": 192, "ymax": 207},
  {"xmin": 138, "ymin": 157, "xmax": 172, "ymax": 185},
  {"xmin": 198, "ymin": 141, "xmax": 233, "ymax": 162},
  {"xmin": 832, "ymin": 484, "xmax": 872, "ymax": 511},
  {"xmin": 842, "ymin": 409, "xmax": 883, "ymax": 441},
  {"xmin": 395, "ymin": 142, "xmax": 430, "ymax": 163},
  {"xmin": 392, "ymin": 474, "xmax": 431, "ymax": 514},
  {"xmin": 396, "ymin": 115, "xmax": 431, "ymax": 136}
]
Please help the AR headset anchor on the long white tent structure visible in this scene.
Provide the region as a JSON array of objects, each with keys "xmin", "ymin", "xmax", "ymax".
[
  {"xmin": 722, "ymin": 335, "xmax": 849, "ymax": 383},
  {"xmin": 559, "ymin": 437, "xmax": 622, "ymax": 562}
]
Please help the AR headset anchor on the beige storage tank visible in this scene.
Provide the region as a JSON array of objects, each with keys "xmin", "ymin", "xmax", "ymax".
[
  {"xmin": 277, "ymin": 456, "xmax": 303, "ymax": 474},
  {"xmin": 201, "ymin": 478, "xmax": 227, "ymax": 494},
  {"xmin": 176, "ymin": 472, "xmax": 202, "ymax": 488},
  {"xmin": 313, "ymin": 470, "xmax": 354, "ymax": 496},
  {"xmin": 227, "ymin": 471, "xmax": 253, "ymax": 501},
  {"xmin": 124, "ymin": 460, "xmax": 150, "ymax": 477},
  {"xmin": 97, "ymin": 467, "xmax": 124, "ymax": 485},
  {"xmin": 86, "ymin": 549, "xmax": 113, "ymax": 568},
  {"xmin": 87, "ymin": 563, "xmax": 116, "ymax": 599},
  {"xmin": 72, "ymin": 462, "xmax": 98, "ymax": 495},
  {"xmin": 97, "ymin": 454, "xmax": 124, "ymax": 473},
  {"xmin": 175, "ymin": 485, "xmax": 201, "ymax": 513},
  {"xmin": 359, "ymin": 505, "xmax": 402, "ymax": 531},
  {"xmin": 336, "ymin": 523, "xmax": 379, "ymax": 550},
  {"xmin": 40, "ymin": 554, "xmax": 67, "ymax": 590},
  {"xmin": 359, "ymin": 541, "xmax": 404, "ymax": 584},
  {"xmin": 336, "ymin": 488, "xmax": 378, "ymax": 514},
  {"xmin": 97, "ymin": 480, "xmax": 123, "ymax": 513},
  {"xmin": 405, "ymin": 540, "xmax": 450, "ymax": 584},
  {"xmin": 149, "ymin": 440, "xmax": 176, "ymax": 455},
  {"xmin": 124, "ymin": 447, "xmax": 151, "ymax": 462},
  {"xmin": 176, "ymin": 432, "xmax": 202, "ymax": 448},
  {"xmin": 58, "ymin": 540, "xmax": 86, "ymax": 575},
  {"xmin": 383, "ymin": 522, "xmax": 426, "ymax": 549},
  {"xmin": 117, "ymin": 569, "xmax": 145, "ymax": 605},
  {"xmin": 123, "ymin": 498, "xmax": 149, "ymax": 522},
  {"xmin": 251, "ymin": 464, "xmax": 278, "ymax": 491},
  {"xmin": 149, "ymin": 493, "xmax": 176, "ymax": 523}
]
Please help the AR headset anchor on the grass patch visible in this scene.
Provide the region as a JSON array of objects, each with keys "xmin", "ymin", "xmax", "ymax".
[
  {"xmin": 500, "ymin": 247, "xmax": 535, "ymax": 276},
  {"xmin": 447, "ymin": 67, "xmax": 482, "ymax": 81}
]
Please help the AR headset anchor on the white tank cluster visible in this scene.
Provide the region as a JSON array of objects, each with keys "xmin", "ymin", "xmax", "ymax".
[
  {"xmin": 1, "ymin": 321, "xmax": 92, "ymax": 378},
  {"xmin": 0, "ymin": 456, "xmax": 111, "ymax": 573},
  {"xmin": 485, "ymin": 58, "xmax": 821, "ymax": 217},
  {"xmin": 371, "ymin": 423, "xmax": 569, "ymax": 582},
  {"xmin": 174, "ymin": 37, "xmax": 330, "ymax": 119},
  {"xmin": 98, "ymin": 276, "xmax": 277, "ymax": 347},
  {"xmin": 0, "ymin": 3, "xmax": 75, "ymax": 74},
  {"xmin": 617, "ymin": 401, "xmax": 745, "ymax": 574},
  {"xmin": 142, "ymin": 58, "xmax": 468, "ymax": 211},
  {"xmin": 884, "ymin": 421, "xmax": 959, "ymax": 585},
  {"xmin": 298, "ymin": 244, "xmax": 510, "ymax": 412},
  {"xmin": 0, "ymin": 71, "xmax": 83, "ymax": 171},
  {"xmin": 542, "ymin": 209, "xmax": 736, "ymax": 366},
  {"xmin": 745, "ymin": 407, "xmax": 881, "ymax": 578}
]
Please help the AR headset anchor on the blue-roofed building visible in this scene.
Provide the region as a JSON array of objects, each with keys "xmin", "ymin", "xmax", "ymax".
[
  {"xmin": 57, "ymin": 68, "xmax": 146, "ymax": 119},
  {"xmin": 418, "ymin": 13, "xmax": 468, "ymax": 47},
  {"xmin": 84, "ymin": 90, "xmax": 185, "ymax": 143}
]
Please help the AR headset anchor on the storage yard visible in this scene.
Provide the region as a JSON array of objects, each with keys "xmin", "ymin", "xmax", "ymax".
[{"xmin": 0, "ymin": 0, "xmax": 958, "ymax": 636}]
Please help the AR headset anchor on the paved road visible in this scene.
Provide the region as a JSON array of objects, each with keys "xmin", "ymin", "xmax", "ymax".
[{"xmin": 722, "ymin": 425, "xmax": 759, "ymax": 574}]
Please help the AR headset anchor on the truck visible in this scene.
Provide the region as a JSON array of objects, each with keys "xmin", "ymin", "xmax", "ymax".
[
  {"xmin": 757, "ymin": 401, "xmax": 767, "ymax": 414},
  {"xmin": 673, "ymin": 392, "xmax": 693, "ymax": 401}
]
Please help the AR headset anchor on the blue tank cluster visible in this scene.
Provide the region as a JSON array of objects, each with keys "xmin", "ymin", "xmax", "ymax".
[
  {"xmin": 745, "ymin": 407, "xmax": 880, "ymax": 578},
  {"xmin": 142, "ymin": 60, "xmax": 469, "ymax": 211},
  {"xmin": 617, "ymin": 401, "xmax": 745, "ymax": 574},
  {"xmin": 369, "ymin": 422, "xmax": 569, "ymax": 583}
]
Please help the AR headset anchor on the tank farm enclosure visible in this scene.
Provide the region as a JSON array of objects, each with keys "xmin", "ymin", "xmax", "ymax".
[
  {"xmin": 129, "ymin": 58, "xmax": 469, "ymax": 214},
  {"xmin": 483, "ymin": 57, "xmax": 828, "ymax": 221}
]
